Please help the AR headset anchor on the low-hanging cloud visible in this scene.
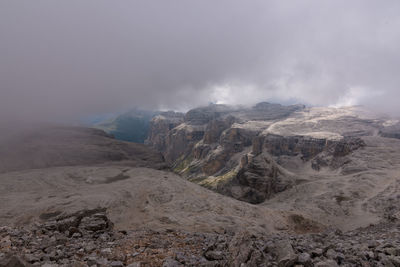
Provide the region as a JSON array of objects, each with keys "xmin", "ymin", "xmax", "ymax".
[{"xmin": 1, "ymin": 0, "xmax": 400, "ymax": 124}]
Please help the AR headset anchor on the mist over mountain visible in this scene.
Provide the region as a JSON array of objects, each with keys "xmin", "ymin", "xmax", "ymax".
[
  {"xmin": 2, "ymin": 1, "xmax": 400, "ymax": 266},
  {"xmin": 94, "ymin": 109, "xmax": 159, "ymax": 143},
  {"xmin": 1, "ymin": 0, "xmax": 400, "ymax": 125}
]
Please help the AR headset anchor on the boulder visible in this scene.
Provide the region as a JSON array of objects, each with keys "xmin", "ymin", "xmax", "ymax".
[{"xmin": 272, "ymin": 240, "xmax": 298, "ymax": 267}]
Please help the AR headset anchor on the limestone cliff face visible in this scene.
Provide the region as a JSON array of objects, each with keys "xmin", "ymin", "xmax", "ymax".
[
  {"xmin": 263, "ymin": 134, "xmax": 365, "ymax": 161},
  {"xmin": 146, "ymin": 104, "xmax": 382, "ymax": 204},
  {"xmin": 146, "ymin": 103, "xmax": 301, "ymax": 203},
  {"xmin": 223, "ymin": 134, "xmax": 364, "ymax": 203},
  {"xmin": 145, "ymin": 111, "xmax": 184, "ymax": 158},
  {"xmin": 204, "ymin": 116, "xmax": 235, "ymax": 144},
  {"xmin": 310, "ymin": 137, "xmax": 366, "ymax": 170},
  {"xmin": 164, "ymin": 124, "xmax": 206, "ymax": 164}
]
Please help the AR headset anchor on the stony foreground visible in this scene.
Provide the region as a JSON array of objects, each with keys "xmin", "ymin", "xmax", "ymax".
[{"xmin": 1, "ymin": 209, "xmax": 400, "ymax": 266}]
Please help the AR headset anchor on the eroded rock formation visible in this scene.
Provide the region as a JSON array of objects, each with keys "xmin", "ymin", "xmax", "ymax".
[
  {"xmin": 229, "ymin": 152, "xmax": 290, "ymax": 204},
  {"xmin": 146, "ymin": 104, "xmax": 390, "ymax": 204}
]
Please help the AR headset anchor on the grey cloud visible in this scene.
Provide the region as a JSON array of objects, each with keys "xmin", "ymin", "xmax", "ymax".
[{"xmin": 1, "ymin": 0, "xmax": 400, "ymax": 123}]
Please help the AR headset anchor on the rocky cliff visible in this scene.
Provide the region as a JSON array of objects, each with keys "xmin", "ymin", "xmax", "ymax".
[{"xmin": 147, "ymin": 103, "xmax": 397, "ymax": 204}]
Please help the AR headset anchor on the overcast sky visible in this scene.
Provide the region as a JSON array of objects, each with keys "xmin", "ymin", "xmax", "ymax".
[{"xmin": 1, "ymin": 0, "xmax": 400, "ymax": 123}]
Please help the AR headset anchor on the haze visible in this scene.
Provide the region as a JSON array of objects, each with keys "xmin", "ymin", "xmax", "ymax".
[{"xmin": 1, "ymin": 0, "xmax": 400, "ymax": 124}]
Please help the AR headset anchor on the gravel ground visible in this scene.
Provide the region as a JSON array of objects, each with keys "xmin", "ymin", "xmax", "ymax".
[{"xmin": 1, "ymin": 209, "xmax": 400, "ymax": 266}]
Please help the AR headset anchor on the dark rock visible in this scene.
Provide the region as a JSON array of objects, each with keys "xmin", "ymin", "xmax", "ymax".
[
  {"xmin": 231, "ymin": 153, "xmax": 291, "ymax": 204},
  {"xmin": 80, "ymin": 216, "xmax": 108, "ymax": 232},
  {"xmin": 110, "ymin": 261, "xmax": 124, "ymax": 267},
  {"xmin": 24, "ymin": 254, "xmax": 39, "ymax": 263},
  {"xmin": 0, "ymin": 255, "xmax": 28, "ymax": 267},
  {"xmin": 252, "ymin": 136, "xmax": 265, "ymax": 156},
  {"xmin": 204, "ymin": 250, "xmax": 224, "ymax": 261},
  {"xmin": 311, "ymin": 248, "xmax": 324, "ymax": 257},
  {"xmin": 175, "ymin": 252, "xmax": 188, "ymax": 264},
  {"xmin": 297, "ymin": 252, "xmax": 311, "ymax": 266}
]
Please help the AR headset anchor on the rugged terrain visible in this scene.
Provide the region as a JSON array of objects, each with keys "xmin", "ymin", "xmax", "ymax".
[
  {"xmin": 1, "ymin": 103, "xmax": 400, "ymax": 266},
  {"xmin": 146, "ymin": 103, "xmax": 400, "ymax": 230},
  {"xmin": 0, "ymin": 125, "xmax": 301, "ymax": 266},
  {"xmin": 2, "ymin": 209, "xmax": 400, "ymax": 267}
]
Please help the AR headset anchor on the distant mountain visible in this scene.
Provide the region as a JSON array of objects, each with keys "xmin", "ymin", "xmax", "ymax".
[{"xmin": 94, "ymin": 109, "xmax": 159, "ymax": 143}]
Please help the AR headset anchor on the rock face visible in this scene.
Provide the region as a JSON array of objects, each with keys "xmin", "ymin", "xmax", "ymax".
[
  {"xmin": 263, "ymin": 134, "xmax": 366, "ymax": 170},
  {"xmin": 203, "ymin": 116, "xmax": 235, "ymax": 144},
  {"xmin": 145, "ymin": 111, "xmax": 184, "ymax": 153},
  {"xmin": 264, "ymin": 135, "xmax": 365, "ymax": 159},
  {"xmin": 146, "ymin": 104, "xmax": 390, "ymax": 204},
  {"xmin": 310, "ymin": 137, "xmax": 366, "ymax": 170},
  {"xmin": 229, "ymin": 153, "xmax": 290, "ymax": 204},
  {"xmin": 42, "ymin": 208, "xmax": 113, "ymax": 235},
  {"xmin": 264, "ymin": 134, "xmax": 331, "ymax": 160}
]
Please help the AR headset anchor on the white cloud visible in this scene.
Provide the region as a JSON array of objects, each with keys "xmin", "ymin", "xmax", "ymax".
[
  {"xmin": 332, "ymin": 86, "xmax": 384, "ymax": 108},
  {"xmin": 1, "ymin": 0, "xmax": 400, "ymax": 122}
]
